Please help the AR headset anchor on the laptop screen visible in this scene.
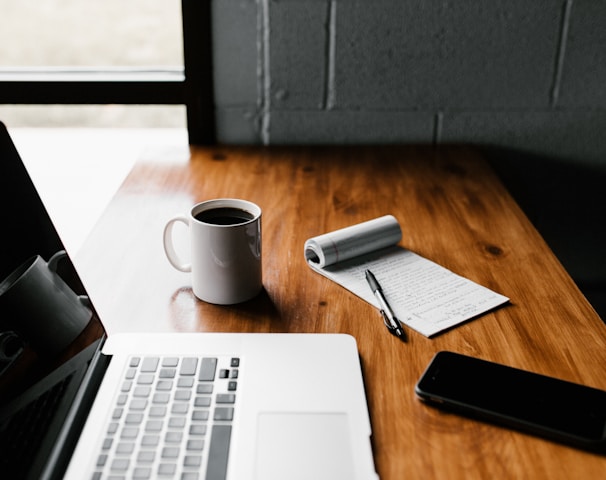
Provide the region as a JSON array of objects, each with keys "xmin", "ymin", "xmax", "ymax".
[{"xmin": 0, "ymin": 123, "xmax": 107, "ymax": 478}]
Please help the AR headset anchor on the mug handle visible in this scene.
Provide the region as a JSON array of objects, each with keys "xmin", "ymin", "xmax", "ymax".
[
  {"xmin": 47, "ymin": 250, "xmax": 68, "ymax": 272},
  {"xmin": 163, "ymin": 215, "xmax": 192, "ymax": 273}
]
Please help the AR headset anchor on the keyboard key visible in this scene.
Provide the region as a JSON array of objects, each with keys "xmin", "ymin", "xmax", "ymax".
[
  {"xmin": 153, "ymin": 393, "xmax": 170, "ymax": 404},
  {"xmin": 175, "ymin": 390, "xmax": 192, "ymax": 401},
  {"xmin": 194, "ymin": 396, "xmax": 211, "ymax": 407},
  {"xmin": 141, "ymin": 357, "xmax": 159, "ymax": 372},
  {"xmin": 219, "ymin": 369, "xmax": 229, "ymax": 379},
  {"xmin": 116, "ymin": 442, "xmax": 135, "ymax": 455},
  {"xmin": 145, "ymin": 420, "xmax": 163, "ymax": 432},
  {"xmin": 181, "ymin": 474, "xmax": 199, "ymax": 480},
  {"xmin": 149, "ymin": 406, "xmax": 167, "ymax": 417},
  {"xmin": 199, "ymin": 358, "xmax": 217, "ymax": 381},
  {"xmin": 159, "ymin": 368, "xmax": 176, "ymax": 378},
  {"xmin": 207, "ymin": 425, "xmax": 231, "ymax": 480},
  {"xmin": 141, "ymin": 435, "xmax": 160, "ymax": 447},
  {"xmin": 133, "ymin": 466, "xmax": 152, "ymax": 479},
  {"xmin": 158, "ymin": 463, "xmax": 176, "ymax": 476},
  {"xmin": 187, "ymin": 439, "xmax": 204, "ymax": 451},
  {"xmin": 111, "ymin": 458, "xmax": 130, "ymax": 471},
  {"xmin": 180, "ymin": 357, "xmax": 198, "ymax": 376},
  {"xmin": 228, "ymin": 381, "xmax": 237, "ymax": 391},
  {"xmin": 125, "ymin": 413, "xmax": 144, "ymax": 424},
  {"xmin": 137, "ymin": 451, "xmax": 156, "ymax": 463},
  {"xmin": 171, "ymin": 403, "xmax": 189, "ymax": 415},
  {"xmin": 178, "ymin": 377, "xmax": 195, "ymax": 388},
  {"xmin": 162, "ymin": 357, "xmax": 179, "ymax": 367},
  {"xmin": 214, "ymin": 407, "xmax": 234, "ymax": 421},
  {"xmin": 156, "ymin": 380, "xmax": 173, "ymax": 391},
  {"xmin": 120, "ymin": 427, "xmax": 139, "ymax": 439},
  {"xmin": 230, "ymin": 358, "xmax": 240, "ymax": 367},
  {"xmin": 161, "ymin": 447, "xmax": 179, "ymax": 459},
  {"xmin": 137, "ymin": 374, "xmax": 155, "ymax": 385},
  {"xmin": 165, "ymin": 431, "xmax": 183, "ymax": 443},
  {"xmin": 184, "ymin": 455, "xmax": 202, "ymax": 467},
  {"xmin": 189, "ymin": 425, "xmax": 207, "ymax": 436},
  {"xmin": 133, "ymin": 386, "xmax": 151, "ymax": 397},
  {"xmin": 192, "ymin": 410, "xmax": 209, "ymax": 422},
  {"xmin": 196, "ymin": 384, "xmax": 213, "ymax": 394},
  {"xmin": 168, "ymin": 417, "xmax": 186, "ymax": 429},
  {"xmin": 130, "ymin": 399, "xmax": 148, "ymax": 410},
  {"xmin": 216, "ymin": 394, "xmax": 235, "ymax": 404}
]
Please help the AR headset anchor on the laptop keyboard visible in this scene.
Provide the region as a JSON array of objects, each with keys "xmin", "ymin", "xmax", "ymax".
[{"xmin": 92, "ymin": 355, "xmax": 239, "ymax": 480}]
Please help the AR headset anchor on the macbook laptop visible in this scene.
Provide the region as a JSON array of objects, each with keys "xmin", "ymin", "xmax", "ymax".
[{"xmin": 0, "ymin": 122, "xmax": 378, "ymax": 480}]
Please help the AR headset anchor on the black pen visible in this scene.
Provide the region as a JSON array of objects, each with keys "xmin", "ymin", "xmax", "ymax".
[{"xmin": 365, "ymin": 269, "xmax": 407, "ymax": 342}]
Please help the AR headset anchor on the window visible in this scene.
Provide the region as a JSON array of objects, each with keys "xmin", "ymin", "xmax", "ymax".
[{"xmin": 0, "ymin": 0, "xmax": 215, "ymax": 143}]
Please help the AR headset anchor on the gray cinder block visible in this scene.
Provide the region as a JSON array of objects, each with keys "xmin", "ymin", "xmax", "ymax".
[
  {"xmin": 558, "ymin": 1, "xmax": 606, "ymax": 107},
  {"xmin": 335, "ymin": 0, "xmax": 560, "ymax": 109},
  {"xmin": 267, "ymin": 110, "xmax": 434, "ymax": 144}
]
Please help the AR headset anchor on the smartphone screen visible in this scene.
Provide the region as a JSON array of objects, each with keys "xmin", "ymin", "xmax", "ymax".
[{"xmin": 415, "ymin": 351, "xmax": 606, "ymax": 451}]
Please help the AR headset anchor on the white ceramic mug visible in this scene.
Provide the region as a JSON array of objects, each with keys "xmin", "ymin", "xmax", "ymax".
[{"xmin": 163, "ymin": 198, "xmax": 262, "ymax": 305}]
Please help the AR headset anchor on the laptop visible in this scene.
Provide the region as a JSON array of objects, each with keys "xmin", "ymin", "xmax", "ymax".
[{"xmin": 0, "ymin": 122, "xmax": 378, "ymax": 480}]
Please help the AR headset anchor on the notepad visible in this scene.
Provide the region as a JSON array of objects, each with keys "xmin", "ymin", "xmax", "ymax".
[{"xmin": 304, "ymin": 216, "xmax": 509, "ymax": 337}]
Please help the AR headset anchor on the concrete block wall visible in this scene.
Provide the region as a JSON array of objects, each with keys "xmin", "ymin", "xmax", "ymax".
[
  {"xmin": 211, "ymin": 0, "xmax": 606, "ymax": 167},
  {"xmin": 211, "ymin": 0, "xmax": 606, "ymax": 319}
]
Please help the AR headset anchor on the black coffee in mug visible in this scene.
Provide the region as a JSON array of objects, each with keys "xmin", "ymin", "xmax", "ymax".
[{"xmin": 194, "ymin": 207, "xmax": 255, "ymax": 225}]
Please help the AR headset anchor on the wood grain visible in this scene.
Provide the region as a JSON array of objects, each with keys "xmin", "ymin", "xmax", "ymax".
[{"xmin": 76, "ymin": 145, "xmax": 606, "ymax": 479}]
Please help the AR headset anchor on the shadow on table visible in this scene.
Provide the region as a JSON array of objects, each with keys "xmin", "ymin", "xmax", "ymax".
[{"xmin": 485, "ymin": 147, "xmax": 606, "ymax": 322}]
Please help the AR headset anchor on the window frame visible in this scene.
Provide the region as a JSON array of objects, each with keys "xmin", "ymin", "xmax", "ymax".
[{"xmin": 0, "ymin": 0, "xmax": 214, "ymax": 145}]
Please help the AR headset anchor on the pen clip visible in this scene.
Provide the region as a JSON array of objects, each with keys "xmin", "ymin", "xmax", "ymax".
[
  {"xmin": 380, "ymin": 310, "xmax": 395, "ymax": 331},
  {"xmin": 381, "ymin": 310, "xmax": 405, "ymax": 337}
]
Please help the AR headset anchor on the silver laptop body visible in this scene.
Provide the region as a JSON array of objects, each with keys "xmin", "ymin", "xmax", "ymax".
[{"xmin": 0, "ymin": 123, "xmax": 377, "ymax": 480}]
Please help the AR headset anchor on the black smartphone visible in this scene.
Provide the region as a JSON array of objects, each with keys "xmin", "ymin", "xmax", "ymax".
[{"xmin": 415, "ymin": 351, "xmax": 606, "ymax": 452}]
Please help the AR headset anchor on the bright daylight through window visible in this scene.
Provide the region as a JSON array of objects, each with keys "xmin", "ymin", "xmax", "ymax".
[{"xmin": 0, "ymin": 0, "xmax": 185, "ymax": 127}]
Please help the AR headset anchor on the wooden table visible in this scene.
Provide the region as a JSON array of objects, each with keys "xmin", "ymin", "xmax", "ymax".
[{"xmin": 76, "ymin": 145, "xmax": 606, "ymax": 479}]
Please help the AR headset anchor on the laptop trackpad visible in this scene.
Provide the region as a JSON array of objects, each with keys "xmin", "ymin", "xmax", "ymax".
[{"xmin": 255, "ymin": 412, "xmax": 355, "ymax": 480}]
